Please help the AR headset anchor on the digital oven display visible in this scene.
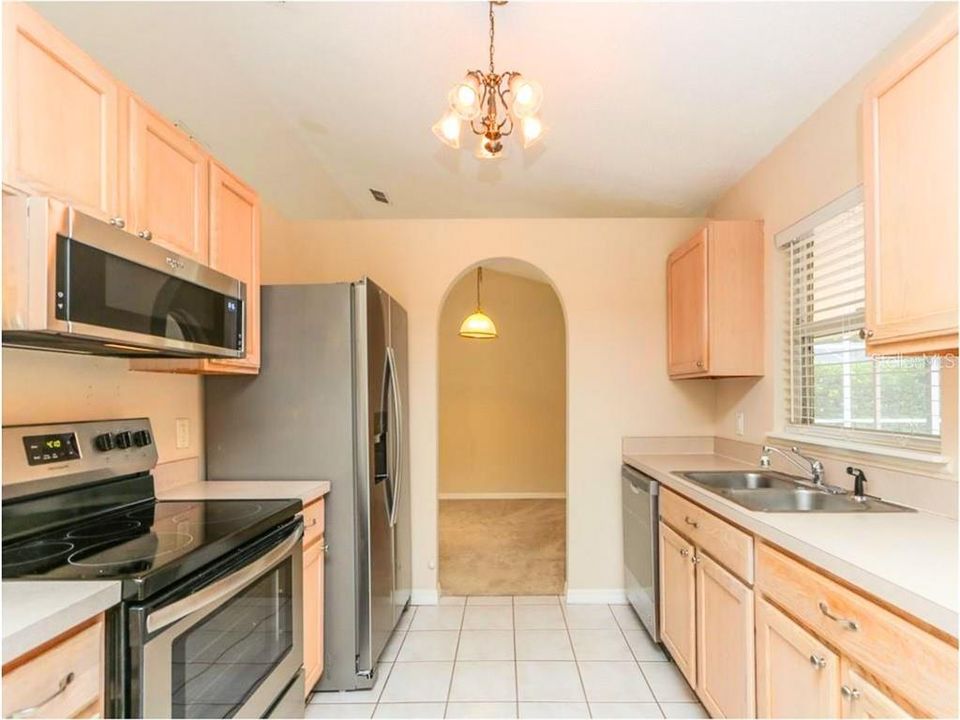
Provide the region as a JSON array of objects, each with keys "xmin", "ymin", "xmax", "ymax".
[{"xmin": 23, "ymin": 433, "xmax": 80, "ymax": 465}]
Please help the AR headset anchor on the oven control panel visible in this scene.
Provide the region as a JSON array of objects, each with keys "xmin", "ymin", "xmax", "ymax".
[{"xmin": 3, "ymin": 418, "xmax": 158, "ymax": 500}]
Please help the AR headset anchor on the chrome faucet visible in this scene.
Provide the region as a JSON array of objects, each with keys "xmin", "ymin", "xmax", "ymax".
[{"xmin": 760, "ymin": 445, "xmax": 845, "ymax": 493}]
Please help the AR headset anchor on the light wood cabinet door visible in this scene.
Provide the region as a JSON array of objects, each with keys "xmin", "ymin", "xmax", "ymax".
[
  {"xmin": 696, "ymin": 552, "xmax": 755, "ymax": 718},
  {"xmin": 840, "ymin": 663, "xmax": 911, "ymax": 719},
  {"xmin": 127, "ymin": 96, "xmax": 208, "ymax": 262},
  {"xmin": 303, "ymin": 537, "xmax": 324, "ymax": 696},
  {"xmin": 756, "ymin": 597, "xmax": 840, "ymax": 718},
  {"xmin": 863, "ymin": 9, "xmax": 958, "ymax": 354},
  {"xmin": 2, "ymin": 615, "xmax": 104, "ymax": 719},
  {"xmin": 205, "ymin": 161, "xmax": 260, "ymax": 372},
  {"xmin": 659, "ymin": 521, "xmax": 697, "ymax": 687},
  {"xmin": 667, "ymin": 229, "xmax": 708, "ymax": 376},
  {"xmin": 2, "ymin": 3, "xmax": 119, "ymax": 221}
]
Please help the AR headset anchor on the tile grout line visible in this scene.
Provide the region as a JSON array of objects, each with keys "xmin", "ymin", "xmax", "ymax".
[
  {"xmin": 512, "ymin": 596, "xmax": 520, "ymax": 719},
  {"xmin": 609, "ymin": 604, "xmax": 663, "ymax": 718},
  {"xmin": 561, "ymin": 597, "xmax": 593, "ymax": 718},
  {"xmin": 442, "ymin": 598, "xmax": 466, "ymax": 718}
]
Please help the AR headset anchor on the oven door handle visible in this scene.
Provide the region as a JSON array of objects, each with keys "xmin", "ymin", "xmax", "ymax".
[{"xmin": 145, "ymin": 523, "xmax": 303, "ymax": 634}]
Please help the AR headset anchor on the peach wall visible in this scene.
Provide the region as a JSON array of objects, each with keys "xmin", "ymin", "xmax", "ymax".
[
  {"xmin": 439, "ymin": 268, "xmax": 566, "ymax": 497},
  {"xmin": 2, "ymin": 349, "xmax": 204, "ymax": 471},
  {"xmin": 709, "ymin": 4, "xmax": 957, "ymax": 506},
  {"xmin": 261, "ymin": 214, "xmax": 714, "ymax": 599}
]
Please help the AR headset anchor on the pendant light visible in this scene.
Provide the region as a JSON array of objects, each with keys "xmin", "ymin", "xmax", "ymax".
[{"xmin": 459, "ymin": 267, "xmax": 498, "ymax": 339}]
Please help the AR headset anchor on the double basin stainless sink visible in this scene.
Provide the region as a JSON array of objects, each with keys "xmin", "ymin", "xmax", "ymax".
[{"xmin": 676, "ymin": 470, "xmax": 914, "ymax": 513}]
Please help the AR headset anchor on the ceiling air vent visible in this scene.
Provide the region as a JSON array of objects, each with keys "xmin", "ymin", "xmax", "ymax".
[{"xmin": 369, "ymin": 189, "xmax": 390, "ymax": 204}]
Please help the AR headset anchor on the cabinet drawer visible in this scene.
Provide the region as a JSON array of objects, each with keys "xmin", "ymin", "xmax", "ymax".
[
  {"xmin": 757, "ymin": 543, "xmax": 957, "ymax": 717},
  {"xmin": 660, "ymin": 487, "xmax": 754, "ymax": 584},
  {"xmin": 2, "ymin": 617, "xmax": 103, "ymax": 719},
  {"xmin": 303, "ymin": 498, "xmax": 325, "ymax": 549}
]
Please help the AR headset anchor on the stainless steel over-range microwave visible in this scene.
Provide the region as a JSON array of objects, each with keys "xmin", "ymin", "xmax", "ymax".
[{"xmin": 2, "ymin": 196, "xmax": 246, "ymax": 358}]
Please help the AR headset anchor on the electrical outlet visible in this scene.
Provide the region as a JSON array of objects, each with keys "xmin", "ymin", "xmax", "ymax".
[
  {"xmin": 175, "ymin": 418, "xmax": 190, "ymax": 449},
  {"xmin": 735, "ymin": 412, "xmax": 745, "ymax": 436}
]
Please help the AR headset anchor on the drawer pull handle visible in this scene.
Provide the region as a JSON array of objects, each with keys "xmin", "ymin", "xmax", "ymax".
[
  {"xmin": 679, "ymin": 548, "xmax": 690, "ymax": 558},
  {"xmin": 841, "ymin": 685, "xmax": 861, "ymax": 700},
  {"xmin": 819, "ymin": 602, "xmax": 859, "ymax": 631},
  {"xmin": 9, "ymin": 671, "xmax": 74, "ymax": 718},
  {"xmin": 809, "ymin": 654, "xmax": 827, "ymax": 669},
  {"xmin": 684, "ymin": 517, "xmax": 699, "ymax": 528},
  {"xmin": 308, "ymin": 518, "xmax": 318, "ymax": 527}
]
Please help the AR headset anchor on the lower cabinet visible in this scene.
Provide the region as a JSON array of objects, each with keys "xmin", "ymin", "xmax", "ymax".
[
  {"xmin": 659, "ymin": 522, "xmax": 697, "ymax": 686},
  {"xmin": 302, "ymin": 497, "xmax": 326, "ymax": 697},
  {"xmin": 697, "ymin": 553, "xmax": 755, "ymax": 718},
  {"xmin": 1, "ymin": 615, "xmax": 104, "ymax": 719},
  {"xmin": 840, "ymin": 663, "xmax": 911, "ymax": 719},
  {"xmin": 659, "ymin": 515, "xmax": 756, "ymax": 718},
  {"xmin": 756, "ymin": 597, "xmax": 841, "ymax": 718}
]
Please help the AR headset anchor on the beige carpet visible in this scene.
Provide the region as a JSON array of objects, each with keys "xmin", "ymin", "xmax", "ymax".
[{"xmin": 439, "ymin": 499, "xmax": 566, "ymax": 596}]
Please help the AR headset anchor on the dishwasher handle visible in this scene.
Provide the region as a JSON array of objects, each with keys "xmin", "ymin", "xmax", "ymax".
[{"xmin": 622, "ymin": 465, "xmax": 658, "ymax": 495}]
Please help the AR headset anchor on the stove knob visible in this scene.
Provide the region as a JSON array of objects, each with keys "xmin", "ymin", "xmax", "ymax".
[
  {"xmin": 94, "ymin": 432, "xmax": 115, "ymax": 452},
  {"xmin": 115, "ymin": 431, "xmax": 133, "ymax": 449},
  {"xmin": 133, "ymin": 429, "xmax": 153, "ymax": 447}
]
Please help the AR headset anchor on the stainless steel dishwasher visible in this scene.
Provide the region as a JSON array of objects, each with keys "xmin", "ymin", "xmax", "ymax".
[{"xmin": 622, "ymin": 464, "xmax": 660, "ymax": 642}]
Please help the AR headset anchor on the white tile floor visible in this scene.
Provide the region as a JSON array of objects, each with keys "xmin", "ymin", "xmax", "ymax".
[{"xmin": 308, "ymin": 597, "xmax": 708, "ymax": 719}]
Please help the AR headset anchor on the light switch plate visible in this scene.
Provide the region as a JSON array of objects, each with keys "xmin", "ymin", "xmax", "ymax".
[
  {"xmin": 735, "ymin": 412, "xmax": 745, "ymax": 436},
  {"xmin": 175, "ymin": 418, "xmax": 190, "ymax": 449}
]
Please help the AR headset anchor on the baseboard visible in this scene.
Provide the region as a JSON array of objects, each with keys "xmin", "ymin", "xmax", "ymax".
[
  {"xmin": 410, "ymin": 588, "xmax": 439, "ymax": 605},
  {"xmin": 566, "ymin": 588, "xmax": 628, "ymax": 605},
  {"xmin": 439, "ymin": 492, "xmax": 566, "ymax": 500}
]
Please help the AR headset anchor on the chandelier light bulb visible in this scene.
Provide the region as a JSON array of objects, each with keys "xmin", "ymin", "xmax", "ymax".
[
  {"xmin": 432, "ymin": 111, "xmax": 462, "ymax": 149},
  {"xmin": 508, "ymin": 76, "xmax": 543, "ymax": 118},
  {"xmin": 449, "ymin": 78, "xmax": 481, "ymax": 120},
  {"xmin": 521, "ymin": 115, "xmax": 545, "ymax": 148}
]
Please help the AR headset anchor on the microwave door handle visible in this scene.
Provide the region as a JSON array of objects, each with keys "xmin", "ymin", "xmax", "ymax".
[
  {"xmin": 145, "ymin": 523, "xmax": 303, "ymax": 634},
  {"xmin": 387, "ymin": 346, "xmax": 403, "ymax": 527}
]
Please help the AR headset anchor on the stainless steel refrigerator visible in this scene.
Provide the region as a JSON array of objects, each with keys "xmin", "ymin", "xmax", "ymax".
[{"xmin": 204, "ymin": 280, "xmax": 411, "ymax": 692}]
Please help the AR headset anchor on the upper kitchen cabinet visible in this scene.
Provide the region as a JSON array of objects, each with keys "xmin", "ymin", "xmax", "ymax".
[
  {"xmin": 205, "ymin": 161, "xmax": 260, "ymax": 372},
  {"xmin": 667, "ymin": 220, "xmax": 764, "ymax": 378},
  {"xmin": 862, "ymin": 9, "xmax": 958, "ymax": 355},
  {"xmin": 2, "ymin": 3, "xmax": 119, "ymax": 222},
  {"xmin": 126, "ymin": 96, "xmax": 209, "ymax": 263}
]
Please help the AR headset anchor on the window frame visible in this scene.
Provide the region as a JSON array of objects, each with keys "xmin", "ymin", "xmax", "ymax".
[{"xmin": 776, "ymin": 186, "xmax": 942, "ymax": 454}]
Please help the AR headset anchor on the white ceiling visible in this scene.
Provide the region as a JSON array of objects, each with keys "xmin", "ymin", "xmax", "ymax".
[{"xmin": 35, "ymin": 1, "xmax": 926, "ymax": 220}]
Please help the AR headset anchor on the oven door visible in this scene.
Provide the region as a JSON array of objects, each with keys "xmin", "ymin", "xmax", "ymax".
[{"xmin": 128, "ymin": 521, "xmax": 303, "ymax": 719}]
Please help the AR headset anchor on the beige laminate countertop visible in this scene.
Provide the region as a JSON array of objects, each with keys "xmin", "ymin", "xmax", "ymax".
[
  {"xmin": 624, "ymin": 452, "xmax": 959, "ymax": 638},
  {"xmin": 2, "ymin": 581, "xmax": 120, "ymax": 662},
  {"xmin": 157, "ymin": 480, "xmax": 331, "ymax": 505}
]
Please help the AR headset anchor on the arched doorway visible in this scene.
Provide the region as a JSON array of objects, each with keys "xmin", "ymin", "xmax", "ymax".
[{"xmin": 437, "ymin": 259, "xmax": 567, "ymax": 596}]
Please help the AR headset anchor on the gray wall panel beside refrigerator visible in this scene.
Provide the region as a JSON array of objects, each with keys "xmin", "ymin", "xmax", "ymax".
[{"xmin": 205, "ymin": 280, "xmax": 411, "ymax": 693}]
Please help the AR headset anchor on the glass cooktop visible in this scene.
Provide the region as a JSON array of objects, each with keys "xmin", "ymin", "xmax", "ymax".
[{"xmin": 1, "ymin": 498, "xmax": 300, "ymax": 600}]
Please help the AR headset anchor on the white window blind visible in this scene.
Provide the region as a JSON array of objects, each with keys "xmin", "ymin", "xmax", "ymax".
[{"xmin": 782, "ymin": 190, "xmax": 941, "ymax": 451}]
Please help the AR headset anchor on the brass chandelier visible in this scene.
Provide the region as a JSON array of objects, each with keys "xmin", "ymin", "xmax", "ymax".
[{"xmin": 432, "ymin": 1, "xmax": 545, "ymax": 159}]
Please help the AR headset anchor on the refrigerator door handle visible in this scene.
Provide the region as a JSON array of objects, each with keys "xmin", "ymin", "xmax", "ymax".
[{"xmin": 387, "ymin": 346, "xmax": 403, "ymax": 527}]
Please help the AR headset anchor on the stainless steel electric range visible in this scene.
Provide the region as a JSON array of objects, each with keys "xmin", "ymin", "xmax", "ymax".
[{"xmin": 2, "ymin": 419, "xmax": 305, "ymax": 719}]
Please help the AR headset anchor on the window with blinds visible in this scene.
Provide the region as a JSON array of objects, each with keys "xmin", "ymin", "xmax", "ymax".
[{"xmin": 782, "ymin": 188, "xmax": 941, "ymax": 451}]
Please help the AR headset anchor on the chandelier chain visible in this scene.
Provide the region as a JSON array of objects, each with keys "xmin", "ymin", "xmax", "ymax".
[{"xmin": 488, "ymin": 1, "xmax": 496, "ymax": 75}]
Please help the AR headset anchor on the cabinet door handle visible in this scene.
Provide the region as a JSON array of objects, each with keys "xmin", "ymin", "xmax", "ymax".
[
  {"xmin": 818, "ymin": 601, "xmax": 859, "ymax": 631},
  {"xmin": 679, "ymin": 548, "xmax": 690, "ymax": 558},
  {"xmin": 690, "ymin": 555, "xmax": 701, "ymax": 565},
  {"xmin": 696, "ymin": 360, "xmax": 704, "ymax": 368},
  {"xmin": 138, "ymin": 229, "xmax": 153, "ymax": 241},
  {"xmin": 319, "ymin": 541, "xmax": 329, "ymax": 553},
  {"xmin": 109, "ymin": 217, "xmax": 125, "ymax": 229},
  {"xmin": 9, "ymin": 671, "xmax": 74, "ymax": 718},
  {"xmin": 858, "ymin": 328, "xmax": 874, "ymax": 340},
  {"xmin": 841, "ymin": 685, "xmax": 861, "ymax": 700},
  {"xmin": 809, "ymin": 654, "xmax": 827, "ymax": 669},
  {"xmin": 684, "ymin": 516, "xmax": 699, "ymax": 529}
]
